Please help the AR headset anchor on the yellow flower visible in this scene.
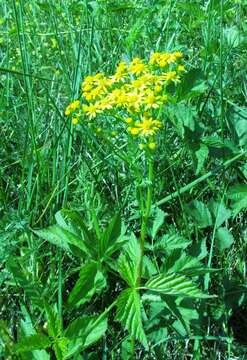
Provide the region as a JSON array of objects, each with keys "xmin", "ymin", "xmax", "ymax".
[
  {"xmin": 70, "ymin": 100, "xmax": 80, "ymax": 110},
  {"xmin": 144, "ymin": 92, "xmax": 160, "ymax": 109},
  {"xmin": 129, "ymin": 58, "xmax": 147, "ymax": 75},
  {"xmin": 154, "ymin": 85, "xmax": 162, "ymax": 94},
  {"xmin": 149, "ymin": 52, "xmax": 162, "ymax": 65},
  {"xmin": 162, "ymin": 71, "xmax": 180, "ymax": 82},
  {"xmin": 125, "ymin": 117, "xmax": 133, "ymax": 124},
  {"xmin": 112, "ymin": 61, "xmax": 128, "ymax": 82},
  {"xmin": 135, "ymin": 118, "xmax": 162, "ymax": 137},
  {"xmin": 65, "ymin": 100, "xmax": 80, "ymax": 116},
  {"xmin": 72, "ymin": 117, "xmax": 79, "ymax": 125},
  {"xmin": 126, "ymin": 91, "xmax": 142, "ymax": 110},
  {"xmin": 128, "ymin": 127, "xmax": 140, "ymax": 136},
  {"xmin": 98, "ymin": 98, "xmax": 113, "ymax": 110},
  {"xmin": 177, "ymin": 64, "xmax": 185, "ymax": 72},
  {"xmin": 82, "ymin": 83, "xmax": 93, "ymax": 92},
  {"xmin": 148, "ymin": 142, "xmax": 157, "ymax": 150},
  {"xmin": 82, "ymin": 103, "xmax": 101, "ymax": 119},
  {"xmin": 174, "ymin": 51, "xmax": 183, "ymax": 59}
]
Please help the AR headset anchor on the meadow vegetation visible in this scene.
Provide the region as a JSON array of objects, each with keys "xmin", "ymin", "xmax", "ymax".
[{"xmin": 0, "ymin": 0, "xmax": 247, "ymax": 359}]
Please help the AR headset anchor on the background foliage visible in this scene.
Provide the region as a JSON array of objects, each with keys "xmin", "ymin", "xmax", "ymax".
[{"xmin": 1, "ymin": 0, "xmax": 247, "ymax": 359}]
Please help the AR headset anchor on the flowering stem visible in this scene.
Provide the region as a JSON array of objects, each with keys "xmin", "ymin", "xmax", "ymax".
[{"xmin": 138, "ymin": 154, "xmax": 153, "ymax": 285}]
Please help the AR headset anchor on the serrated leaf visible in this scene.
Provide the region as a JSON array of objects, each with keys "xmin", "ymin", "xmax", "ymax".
[
  {"xmin": 54, "ymin": 337, "xmax": 69, "ymax": 360},
  {"xmin": 163, "ymin": 251, "xmax": 209, "ymax": 275},
  {"xmin": 216, "ymin": 227, "xmax": 234, "ymax": 252},
  {"xmin": 185, "ymin": 200, "xmax": 212, "ymax": 228},
  {"xmin": 68, "ymin": 261, "xmax": 105, "ymax": 307},
  {"xmin": 151, "ymin": 207, "xmax": 166, "ymax": 239},
  {"xmin": 118, "ymin": 234, "xmax": 140, "ymax": 286},
  {"xmin": 145, "ymin": 273, "xmax": 210, "ymax": 298},
  {"xmin": 65, "ymin": 314, "xmax": 108, "ymax": 356},
  {"xmin": 118, "ymin": 253, "xmax": 139, "ymax": 287},
  {"xmin": 58, "ymin": 210, "xmax": 97, "ymax": 258},
  {"xmin": 19, "ymin": 306, "xmax": 50, "ymax": 360},
  {"xmin": 177, "ymin": 103, "xmax": 195, "ymax": 131},
  {"xmin": 34, "ymin": 225, "xmax": 88, "ymax": 256},
  {"xmin": 44, "ymin": 303, "xmax": 61, "ymax": 338},
  {"xmin": 100, "ymin": 213, "xmax": 122, "ymax": 258},
  {"xmin": 208, "ymin": 200, "xmax": 231, "ymax": 228},
  {"xmin": 15, "ymin": 334, "xmax": 51, "ymax": 352},
  {"xmin": 154, "ymin": 233, "xmax": 192, "ymax": 252},
  {"xmin": 116, "ymin": 288, "xmax": 148, "ymax": 348},
  {"xmin": 142, "ymin": 256, "xmax": 157, "ymax": 278}
]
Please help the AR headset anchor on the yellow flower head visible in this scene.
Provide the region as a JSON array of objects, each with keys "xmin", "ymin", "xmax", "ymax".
[
  {"xmin": 162, "ymin": 71, "xmax": 180, "ymax": 82},
  {"xmin": 69, "ymin": 51, "xmax": 186, "ymax": 150},
  {"xmin": 144, "ymin": 91, "xmax": 160, "ymax": 109},
  {"xmin": 148, "ymin": 142, "xmax": 157, "ymax": 150},
  {"xmin": 128, "ymin": 127, "xmax": 140, "ymax": 136},
  {"xmin": 65, "ymin": 100, "xmax": 80, "ymax": 116},
  {"xmin": 129, "ymin": 58, "xmax": 147, "ymax": 75},
  {"xmin": 72, "ymin": 117, "xmax": 79, "ymax": 125},
  {"xmin": 134, "ymin": 118, "xmax": 162, "ymax": 137},
  {"xmin": 82, "ymin": 103, "xmax": 102, "ymax": 119},
  {"xmin": 177, "ymin": 64, "xmax": 185, "ymax": 72}
]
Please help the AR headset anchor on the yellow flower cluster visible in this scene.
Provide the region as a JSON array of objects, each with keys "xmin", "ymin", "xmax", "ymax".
[{"xmin": 65, "ymin": 51, "xmax": 185, "ymax": 150}]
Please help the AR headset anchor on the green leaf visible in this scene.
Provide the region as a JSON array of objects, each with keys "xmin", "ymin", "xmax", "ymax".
[
  {"xmin": 175, "ymin": 103, "xmax": 196, "ymax": 132},
  {"xmin": 145, "ymin": 273, "xmax": 210, "ymax": 298},
  {"xmin": 57, "ymin": 210, "xmax": 96, "ymax": 258},
  {"xmin": 178, "ymin": 68, "xmax": 208, "ymax": 100},
  {"xmin": 100, "ymin": 213, "xmax": 121, "ymax": 258},
  {"xmin": 227, "ymin": 184, "xmax": 247, "ymax": 217},
  {"xmin": 142, "ymin": 256, "xmax": 157, "ymax": 278},
  {"xmin": 118, "ymin": 253, "xmax": 139, "ymax": 287},
  {"xmin": 68, "ymin": 261, "xmax": 105, "ymax": 307},
  {"xmin": 15, "ymin": 334, "xmax": 51, "ymax": 352},
  {"xmin": 118, "ymin": 234, "xmax": 140, "ymax": 287},
  {"xmin": 151, "ymin": 207, "xmax": 166, "ymax": 239},
  {"xmin": 154, "ymin": 232, "xmax": 192, "ymax": 253},
  {"xmin": 216, "ymin": 227, "xmax": 234, "ymax": 252},
  {"xmin": 189, "ymin": 237, "xmax": 208, "ymax": 260},
  {"xmin": 230, "ymin": 109, "xmax": 247, "ymax": 148},
  {"xmin": 116, "ymin": 288, "xmax": 148, "ymax": 348},
  {"xmin": 195, "ymin": 144, "xmax": 209, "ymax": 174},
  {"xmin": 6, "ymin": 259, "xmax": 41, "ymax": 304},
  {"xmin": 185, "ymin": 200, "xmax": 212, "ymax": 228},
  {"xmin": 34, "ymin": 225, "xmax": 88, "ymax": 256},
  {"xmin": 65, "ymin": 314, "xmax": 108, "ymax": 356},
  {"xmin": 44, "ymin": 303, "xmax": 62, "ymax": 338},
  {"xmin": 208, "ymin": 201, "xmax": 231, "ymax": 228},
  {"xmin": 19, "ymin": 306, "xmax": 50, "ymax": 360},
  {"xmin": 54, "ymin": 337, "xmax": 69, "ymax": 360}
]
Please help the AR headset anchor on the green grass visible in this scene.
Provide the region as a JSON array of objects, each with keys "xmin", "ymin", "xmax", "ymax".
[{"xmin": 1, "ymin": 0, "xmax": 247, "ymax": 359}]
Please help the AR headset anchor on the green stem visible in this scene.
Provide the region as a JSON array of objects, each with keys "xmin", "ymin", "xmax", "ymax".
[{"xmin": 138, "ymin": 155, "xmax": 153, "ymax": 285}]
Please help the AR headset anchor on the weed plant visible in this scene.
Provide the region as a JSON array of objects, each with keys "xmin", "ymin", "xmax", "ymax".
[{"xmin": 0, "ymin": 0, "xmax": 247, "ymax": 359}]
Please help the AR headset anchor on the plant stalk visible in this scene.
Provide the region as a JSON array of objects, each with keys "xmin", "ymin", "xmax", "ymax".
[{"xmin": 138, "ymin": 155, "xmax": 153, "ymax": 285}]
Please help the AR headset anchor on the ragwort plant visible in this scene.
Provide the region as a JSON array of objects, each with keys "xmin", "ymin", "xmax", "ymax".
[{"xmin": 12, "ymin": 52, "xmax": 219, "ymax": 359}]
